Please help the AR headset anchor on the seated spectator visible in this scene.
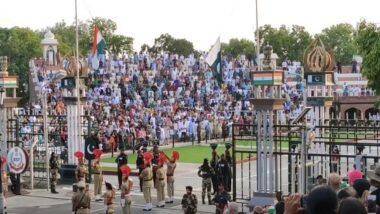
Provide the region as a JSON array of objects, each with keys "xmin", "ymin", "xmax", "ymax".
[
  {"xmin": 306, "ymin": 186, "xmax": 338, "ymax": 214},
  {"xmin": 353, "ymin": 179, "xmax": 370, "ymax": 199},
  {"xmin": 337, "ymin": 187, "xmax": 356, "ymax": 202},
  {"xmin": 275, "ymin": 191, "xmax": 285, "ymax": 214},
  {"xmin": 328, "ymin": 173, "xmax": 341, "ymax": 192},
  {"xmin": 337, "ymin": 197, "xmax": 366, "ymax": 214},
  {"xmin": 367, "ymin": 164, "xmax": 380, "ymax": 206}
]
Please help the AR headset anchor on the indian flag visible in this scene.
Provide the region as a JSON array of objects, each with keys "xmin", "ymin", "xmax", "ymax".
[
  {"xmin": 92, "ymin": 26, "xmax": 106, "ymax": 56},
  {"xmin": 205, "ymin": 37, "xmax": 222, "ymax": 84}
]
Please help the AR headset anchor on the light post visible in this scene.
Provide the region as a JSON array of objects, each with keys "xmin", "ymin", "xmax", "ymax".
[{"xmin": 0, "ymin": 86, "xmax": 5, "ymax": 213}]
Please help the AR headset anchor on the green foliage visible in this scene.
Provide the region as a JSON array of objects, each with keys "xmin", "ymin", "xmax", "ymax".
[
  {"xmin": 109, "ymin": 35, "xmax": 134, "ymax": 56},
  {"xmin": 318, "ymin": 23, "xmax": 358, "ymax": 64},
  {"xmin": 150, "ymin": 33, "xmax": 195, "ymax": 56},
  {"xmin": 259, "ymin": 25, "xmax": 312, "ymax": 63},
  {"xmin": 0, "ymin": 27, "xmax": 42, "ymax": 102},
  {"xmin": 222, "ymin": 38, "xmax": 256, "ymax": 60},
  {"xmin": 356, "ymin": 21, "xmax": 380, "ymax": 95}
]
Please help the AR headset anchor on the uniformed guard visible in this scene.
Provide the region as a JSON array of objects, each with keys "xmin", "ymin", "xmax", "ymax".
[
  {"xmin": 166, "ymin": 151, "xmax": 179, "ymax": 203},
  {"xmin": 198, "ymin": 158, "xmax": 214, "ymax": 205},
  {"xmin": 120, "ymin": 165, "xmax": 133, "ymax": 214},
  {"xmin": 225, "ymin": 143, "xmax": 232, "ymax": 165},
  {"xmin": 49, "ymin": 152, "xmax": 59, "ymax": 194},
  {"xmin": 72, "ymin": 181, "xmax": 91, "ymax": 214},
  {"xmin": 115, "ymin": 151, "xmax": 128, "ymax": 190},
  {"xmin": 140, "ymin": 152, "xmax": 153, "ymax": 211},
  {"xmin": 93, "ymin": 149, "xmax": 103, "ymax": 201},
  {"xmin": 75, "ymin": 151, "xmax": 88, "ymax": 184},
  {"xmin": 212, "ymin": 183, "xmax": 231, "ymax": 214},
  {"xmin": 210, "ymin": 144, "xmax": 220, "ymax": 195},
  {"xmin": 136, "ymin": 148, "xmax": 145, "ymax": 192},
  {"xmin": 217, "ymin": 154, "xmax": 232, "ymax": 192},
  {"xmin": 155, "ymin": 154, "xmax": 166, "ymax": 207},
  {"xmin": 151, "ymin": 144, "xmax": 160, "ymax": 188},
  {"xmin": 181, "ymin": 186, "xmax": 198, "ymax": 214},
  {"xmin": 103, "ymin": 182, "xmax": 116, "ymax": 214}
]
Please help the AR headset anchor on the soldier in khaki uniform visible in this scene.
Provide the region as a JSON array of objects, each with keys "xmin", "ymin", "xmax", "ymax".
[
  {"xmin": 49, "ymin": 152, "xmax": 59, "ymax": 194},
  {"xmin": 140, "ymin": 153, "xmax": 153, "ymax": 211},
  {"xmin": 93, "ymin": 149, "xmax": 103, "ymax": 201},
  {"xmin": 120, "ymin": 166, "xmax": 133, "ymax": 214},
  {"xmin": 75, "ymin": 151, "xmax": 88, "ymax": 183},
  {"xmin": 72, "ymin": 181, "xmax": 91, "ymax": 214},
  {"xmin": 166, "ymin": 151, "xmax": 179, "ymax": 203},
  {"xmin": 198, "ymin": 158, "xmax": 214, "ymax": 205},
  {"xmin": 155, "ymin": 157, "xmax": 166, "ymax": 207}
]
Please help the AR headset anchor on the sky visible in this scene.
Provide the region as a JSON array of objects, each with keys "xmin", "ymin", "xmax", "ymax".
[{"xmin": 0, "ymin": 0, "xmax": 379, "ymax": 51}]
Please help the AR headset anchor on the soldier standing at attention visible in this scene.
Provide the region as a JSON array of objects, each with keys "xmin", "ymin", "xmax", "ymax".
[
  {"xmin": 93, "ymin": 149, "xmax": 103, "ymax": 201},
  {"xmin": 103, "ymin": 182, "xmax": 116, "ymax": 214},
  {"xmin": 49, "ymin": 152, "xmax": 59, "ymax": 194},
  {"xmin": 166, "ymin": 151, "xmax": 179, "ymax": 203},
  {"xmin": 140, "ymin": 152, "xmax": 153, "ymax": 211},
  {"xmin": 72, "ymin": 181, "xmax": 91, "ymax": 214},
  {"xmin": 74, "ymin": 151, "xmax": 88, "ymax": 191},
  {"xmin": 155, "ymin": 155, "xmax": 166, "ymax": 208},
  {"xmin": 115, "ymin": 151, "xmax": 128, "ymax": 190},
  {"xmin": 120, "ymin": 166, "xmax": 133, "ymax": 214},
  {"xmin": 181, "ymin": 186, "xmax": 198, "ymax": 214},
  {"xmin": 136, "ymin": 149, "xmax": 145, "ymax": 192},
  {"xmin": 198, "ymin": 158, "xmax": 214, "ymax": 205},
  {"xmin": 210, "ymin": 146, "xmax": 219, "ymax": 195}
]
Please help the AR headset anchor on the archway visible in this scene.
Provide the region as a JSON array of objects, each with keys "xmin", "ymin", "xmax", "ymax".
[{"xmin": 345, "ymin": 108, "xmax": 361, "ymax": 120}]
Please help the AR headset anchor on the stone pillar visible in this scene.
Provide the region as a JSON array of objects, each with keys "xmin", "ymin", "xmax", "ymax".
[{"xmin": 64, "ymin": 97, "xmax": 84, "ymax": 164}]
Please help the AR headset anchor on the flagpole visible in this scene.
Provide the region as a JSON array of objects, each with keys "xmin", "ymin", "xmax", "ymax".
[
  {"xmin": 255, "ymin": 0, "xmax": 260, "ymax": 69},
  {"xmin": 75, "ymin": 0, "xmax": 81, "ymax": 156}
]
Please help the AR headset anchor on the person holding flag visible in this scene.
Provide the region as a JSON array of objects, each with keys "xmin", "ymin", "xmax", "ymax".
[
  {"xmin": 120, "ymin": 165, "xmax": 133, "ymax": 214},
  {"xmin": 140, "ymin": 152, "xmax": 153, "ymax": 211},
  {"xmin": 166, "ymin": 151, "xmax": 179, "ymax": 204},
  {"xmin": 93, "ymin": 149, "xmax": 103, "ymax": 201}
]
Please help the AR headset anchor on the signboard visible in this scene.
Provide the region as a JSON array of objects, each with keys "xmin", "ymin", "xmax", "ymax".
[
  {"xmin": 7, "ymin": 147, "xmax": 28, "ymax": 174},
  {"xmin": 306, "ymin": 74, "xmax": 325, "ymax": 85},
  {"xmin": 307, "ymin": 97, "xmax": 333, "ymax": 106},
  {"xmin": 60, "ymin": 77, "xmax": 76, "ymax": 89},
  {"xmin": 85, "ymin": 136, "xmax": 100, "ymax": 160}
]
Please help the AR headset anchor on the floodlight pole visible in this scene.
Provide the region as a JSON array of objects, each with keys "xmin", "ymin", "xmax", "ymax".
[{"xmin": 255, "ymin": 0, "xmax": 260, "ymax": 69}]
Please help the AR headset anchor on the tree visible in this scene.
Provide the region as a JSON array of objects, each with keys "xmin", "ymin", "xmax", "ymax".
[
  {"xmin": 151, "ymin": 33, "xmax": 195, "ymax": 56},
  {"xmin": 0, "ymin": 27, "xmax": 42, "ymax": 101},
  {"xmin": 356, "ymin": 21, "xmax": 380, "ymax": 95},
  {"xmin": 318, "ymin": 23, "xmax": 358, "ymax": 65},
  {"xmin": 222, "ymin": 38, "xmax": 256, "ymax": 60},
  {"xmin": 50, "ymin": 21, "xmax": 91, "ymax": 57},
  {"xmin": 258, "ymin": 24, "xmax": 312, "ymax": 63},
  {"xmin": 89, "ymin": 17, "xmax": 117, "ymax": 46},
  {"xmin": 109, "ymin": 35, "xmax": 134, "ymax": 56}
]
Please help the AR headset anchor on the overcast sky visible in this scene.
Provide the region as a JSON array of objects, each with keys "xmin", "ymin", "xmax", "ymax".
[{"xmin": 1, "ymin": 0, "xmax": 379, "ymax": 51}]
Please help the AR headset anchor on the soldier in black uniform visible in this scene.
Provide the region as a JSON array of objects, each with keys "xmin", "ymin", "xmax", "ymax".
[
  {"xmin": 198, "ymin": 158, "xmax": 214, "ymax": 204},
  {"xmin": 210, "ymin": 144, "xmax": 219, "ymax": 195},
  {"xmin": 115, "ymin": 151, "xmax": 128, "ymax": 189},
  {"xmin": 217, "ymin": 154, "xmax": 232, "ymax": 192},
  {"xmin": 213, "ymin": 183, "xmax": 231, "ymax": 214},
  {"xmin": 136, "ymin": 149, "xmax": 145, "ymax": 192},
  {"xmin": 50, "ymin": 152, "xmax": 59, "ymax": 194}
]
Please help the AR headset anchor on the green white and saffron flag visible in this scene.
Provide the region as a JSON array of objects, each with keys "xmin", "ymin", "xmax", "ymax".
[
  {"xmin": 92, "ymin": 26, "xmax": 106, "ymax": 56},
  {"xmin": 205, "ymin": 37, "xmax": 222, "ymax": 84}
]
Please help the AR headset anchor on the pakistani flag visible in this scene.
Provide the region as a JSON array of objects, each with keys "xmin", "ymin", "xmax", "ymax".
[
  {"xmin": 92, "ymin": 26, "xmax": 106, "ymax": 56},
  {"xmin": 205, "ymin": 37, "xmax": 222, "ymax": 84}
]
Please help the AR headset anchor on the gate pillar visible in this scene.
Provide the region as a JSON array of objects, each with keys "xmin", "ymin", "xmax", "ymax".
[{"xmin": 251, "ymin": 45, "xmax": 285, "ymax": 194}]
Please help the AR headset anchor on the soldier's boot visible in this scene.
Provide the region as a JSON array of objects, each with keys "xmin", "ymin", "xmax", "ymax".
[
  {"xmin": 202, "ymin": 194, "xmax": 206, "ymax": 204},
  {"xmin": 208, "ymin": 194, "xmax": 212, "ymax": 205},
  {"xmin": 51, "ymin": 185, "xmax": 58, "ymax": 194}
]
